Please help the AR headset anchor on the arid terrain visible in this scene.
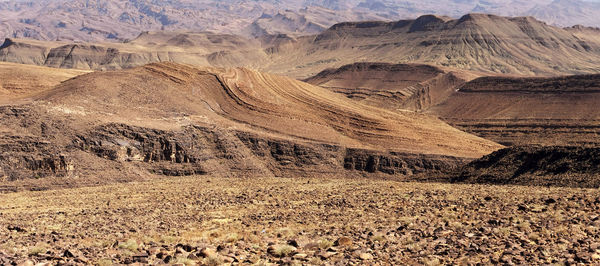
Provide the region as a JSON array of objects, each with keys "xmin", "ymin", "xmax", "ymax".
[
  {"xmin": 2, "ymin": 176, "xmax": 600, "ymax": 265},
  {"xmin": 2, "ymin": 1, "xmax": 600, "ymax": 265}
]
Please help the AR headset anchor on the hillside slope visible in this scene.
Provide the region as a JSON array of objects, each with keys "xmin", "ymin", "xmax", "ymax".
[
  {"xmin": 430, "ymin": 74, "xmax": 600, "ymax": 146},
  {"xmin": 0, "ymin": 62, "xmax": 501, "ymax": 189},
  {"xmin": 304, "ymin": 62, "xmax": 476, "ymax": 111},
  {"xmin": 37, "ymin": 62, "xmax": 499, "ymax": 157},
  {"xmin": 0, "ymin": 33, "xmax": 269, "ymax": 70}
]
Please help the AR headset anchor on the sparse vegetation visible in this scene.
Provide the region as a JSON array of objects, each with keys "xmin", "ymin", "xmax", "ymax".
[
  {"xmin": 202, "ymin": 255, "xmax": 223, "ymax": 266},
  {"xmin": 271, "ymin": 244, "xmax": 296, "ymax": 257},
  {"xmin": 27, "ymin": 245, "xmax": 46, "ymax": 256},
  {"xmin": 96, "ymin": 258, "xmax": 113, "ymax": 266},
  {"xmin": 117, "ymin": 239, "xmax": 138, "ymax": 252},
  {"xmin": 317, "ymin": 239, "xmax": 333, "ymax": 250},
  {"xmin": 174, "ymin": 257, "xmax": 197, "ymax": 266}
]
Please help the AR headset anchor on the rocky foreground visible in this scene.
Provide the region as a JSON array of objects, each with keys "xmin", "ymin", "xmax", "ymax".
[{"xmin": 0, "ymin": 176, "xmax": 599, "ymax": 265}]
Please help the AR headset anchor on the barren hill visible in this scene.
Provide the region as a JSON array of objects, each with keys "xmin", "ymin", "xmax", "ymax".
[
  {"xmin": 303, "ymin": 61, "xmax": 600, "ymax": 147},
  {"xmin": 0, "ymin": 32, "xmax": 269, "ymax": 70},
  {"xmin": 430, "ymin": 74, "xmax": 600, "ymax": 146},
  {"xmin": 304, "ymin": 62, "xmax": 476, "ymax": 111},
  {"xmin": 0, "ymin": 62, "xmax": 501, "ymax": 190},
  {"xmin": 245, "ymin": 6, "xmax": 387, "ymax": 38},
  {"xmin": 266, "ymin": 14, "xmax": 600, "ymax": 78}
]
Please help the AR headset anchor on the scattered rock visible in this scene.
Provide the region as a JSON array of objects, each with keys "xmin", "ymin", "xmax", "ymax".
[
  {"xmin": 359, "ymin": 253, "xmax": 373, "ymax": 260},
  {"xmin": 317, "ymin": 251, "xmax": 334, "ymax": 259},
  {"xmin": 62, "ymin": 250, "xmax": 74, "ymax": 258},
  {"xmin": 176, "ymin": 243, "xmax": 193, "ymax": 252},
  {"xmin": 199, "ymin": 247, "xmax": 216, "ymax": 258},
  {"xmin": 7, "ymin": 226, "xmax": 26, "ymax": 233},
  {"xmin": 545, "ymin": 198, "xmax": 557, "ymax": 204},
  {"xmin": 17, "ymin": 260, "xmax": 34, "ymax": 266},
  {"xmin": 287, "ymin": 239, "xmax": 299, "ymax": 248},
  {"xmin": 293, "ymin": 253, "xmax": 308, "ymax": 259},
  {"xmin": 132, "ymin": 252, "xmax": 148, "ymax": 263},
  {"xmin": 488, "ymin": 219, "xmax": 500, "ymax": 226}
]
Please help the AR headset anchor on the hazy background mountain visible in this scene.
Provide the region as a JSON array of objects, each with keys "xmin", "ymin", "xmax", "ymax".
[{"xmin": 2, "ymin": 0, "xmax": 600, "ymax": 43}]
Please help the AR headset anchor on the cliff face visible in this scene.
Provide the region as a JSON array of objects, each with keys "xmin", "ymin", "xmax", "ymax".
[{"xmin": 0, "ymin": 105, "xmax": 472, "ymax": 190}]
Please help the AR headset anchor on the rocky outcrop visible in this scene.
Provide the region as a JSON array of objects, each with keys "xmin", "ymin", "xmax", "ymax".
[
  {"xmin": 72, "ymin": 123, "xmax": 469, "ymax": 179},
  {"xmin": 0, "ymin": 113, "xmax": 472, "ymax": 184},
  {"xmin": 0, "ymin": 38, "xmax": 50, "ymax": 65},
  {"xmin": 343, "ymin": 149, "xmax": 469, "ymax": 175},
  {"xmin": 0, "ymin": 135, "xmax": 74, "ymax": 181},
  {"xmin": 453, "ymin": 146, "xmax": 600, "ymax": 188}
]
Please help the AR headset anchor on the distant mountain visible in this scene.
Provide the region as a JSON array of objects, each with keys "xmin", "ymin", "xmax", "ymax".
[
  {"xmin": 245, "ymin": 6, "xmax": 387, "ymax": 38},
  {"xmin": 2, "ymin": 0, "xmax": 600, "ymax": 43},
  {"xmin": 4, "ymin": 14, "xmax": 600, "ymax": 78},
  {"xmin": 268, "ymin": 13, "xmax": 600, "ymax": 78}
]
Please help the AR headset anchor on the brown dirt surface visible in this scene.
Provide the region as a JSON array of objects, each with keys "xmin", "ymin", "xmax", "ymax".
[{"xmin": 1, "ymin": 176, "xmax": 599, "ymax": 265}]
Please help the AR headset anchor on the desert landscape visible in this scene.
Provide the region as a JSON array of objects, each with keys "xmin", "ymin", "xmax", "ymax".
[{"xmin": 1, "ymin": 0, "xmax": 600, "ymax": 265}]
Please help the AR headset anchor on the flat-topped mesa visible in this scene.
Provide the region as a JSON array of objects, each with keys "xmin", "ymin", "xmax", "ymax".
[
  {"xmin": 323, "ymin": 13, "xmax": 548, "ymax": 33},
  {"xmin": 566, "ymin": 24, "xmax": 600, "ymax": 31},
  {"xmin": 328, "ymin": 21, "xmax": 392, "ymax": 31},
  {"xmin": 429, "ymin": 73, "xmax": 600, "ymax": 146},
  {"xmin": 456, "ymin": 13, "xmax": 503, "ymax": 23}
]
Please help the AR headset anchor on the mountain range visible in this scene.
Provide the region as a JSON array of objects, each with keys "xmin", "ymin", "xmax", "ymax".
[
  {"xmin": 4, "ymin": 13, "xmax": 600, "ymax": 78},
  {"xmin": 2, "ymin": 0, "xmax": 600, "ymax": 43}
]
